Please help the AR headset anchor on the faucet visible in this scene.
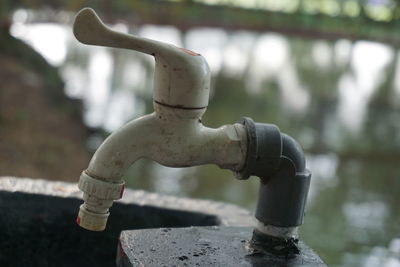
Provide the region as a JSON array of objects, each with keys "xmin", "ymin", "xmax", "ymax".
[
  {"xmin": 73, "ymin": 8, "xmax": 247, "ymax": 231},
  {"xmin": 73, "ymin": 8, "xmax": 311, "ymax": 256}
]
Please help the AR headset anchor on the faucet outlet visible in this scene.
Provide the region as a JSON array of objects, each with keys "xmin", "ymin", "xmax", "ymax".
[{"xmin": 76, "ymin": 172, "xmax": 125, "ymax": 231}]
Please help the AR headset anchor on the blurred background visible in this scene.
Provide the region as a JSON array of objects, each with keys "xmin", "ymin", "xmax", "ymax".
[{"xmin": 1, "ymin": 0, "xmax": 400, "ymax": 266}]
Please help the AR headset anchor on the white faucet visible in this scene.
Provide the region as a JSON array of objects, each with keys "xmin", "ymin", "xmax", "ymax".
[
  {"xmin": 73, "ymin": 10, "xmax": 311, "ymax": 249},
  {"xmin": 73, "ymin": 8, "xmax": 247, "ymax": 231}
]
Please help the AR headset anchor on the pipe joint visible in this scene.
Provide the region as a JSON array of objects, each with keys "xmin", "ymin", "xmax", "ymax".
[
  {"xmin": 236, "ymin": 118, "xmax": 282, "ymax": 180},
  {"xmin": 237, "ymin": 117, "xmax": 311, "ymax": 229}
]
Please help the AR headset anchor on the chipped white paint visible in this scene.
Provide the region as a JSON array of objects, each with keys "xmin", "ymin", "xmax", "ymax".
[{"xmin": 73, "ymin": 8, "xmax": 247, "ymax": 231}]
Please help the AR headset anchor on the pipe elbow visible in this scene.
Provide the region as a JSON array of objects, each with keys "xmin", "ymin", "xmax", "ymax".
[
  {"xmin": 236, "ymin": 117, "xmax": 307, "ymax": 179},
  {"xmin": 236, "ymin": 117, "xmax": 311, "ymax": 229}
]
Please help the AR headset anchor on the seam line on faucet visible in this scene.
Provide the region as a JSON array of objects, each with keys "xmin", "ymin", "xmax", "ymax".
[{"xmin": 154, "ymin": 100, "xmax": 207, "ymax": 110}]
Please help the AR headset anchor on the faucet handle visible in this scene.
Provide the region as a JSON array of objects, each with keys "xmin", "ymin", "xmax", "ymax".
[
  {"xmin": 73, "ymin": 8, "xmax": 162, "ymax": 56},
  {"xmin": 73, "ymin": 8, "xmax": 211, "ymax": 110}
]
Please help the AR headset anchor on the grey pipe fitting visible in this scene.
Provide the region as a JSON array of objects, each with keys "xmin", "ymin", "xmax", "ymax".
[
  {"xmin": 256, "ymin": 132, "xmax": 311, "ymax": 227},
  {"xmin": 236, "ymin": 117, "xmax": 311, "ymax": 248}
]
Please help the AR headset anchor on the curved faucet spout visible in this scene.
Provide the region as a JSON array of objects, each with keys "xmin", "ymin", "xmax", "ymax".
[
  {"xmin": 77, "ymin": 104, "xmax": 247, "ymax": 231},
  {"xmin": 85, "ymin": 113, "xmax": 158, "ymax": 182},
  {"xmin": 86, "ymin": 111, "xmax": 246, "ymax": 182}
]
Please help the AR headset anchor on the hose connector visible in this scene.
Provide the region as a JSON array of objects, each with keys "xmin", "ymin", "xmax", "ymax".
[{"xmin": 77, "ymin": 171, "xmax": 125, "ymax": 231}]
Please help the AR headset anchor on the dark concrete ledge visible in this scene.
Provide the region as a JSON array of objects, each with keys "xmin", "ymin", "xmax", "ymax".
[
  {"xmin": 117, "ymin": 226, "xmax": 327, "ymax": 267},
  {"xmin": 0, "ymin": 176, "xmax": 254, "ymax": 267},
  {"xmin": 0, "ymin": 176, "xmax": 254, "ymax": 227}
]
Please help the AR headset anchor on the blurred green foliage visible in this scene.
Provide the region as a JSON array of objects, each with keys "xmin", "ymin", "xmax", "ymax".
[{"xmin": 3, "ymin": 0, "xmax": 400, "ymax": 45}]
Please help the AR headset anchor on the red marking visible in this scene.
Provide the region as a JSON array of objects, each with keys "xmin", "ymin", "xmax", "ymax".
[
  {"xmin": 179, "ymin": 48, "xmax": 200, "ymax": 56},
  {"xmin": 120, "ymin": 184, "xmax": 125, "ymax": 198},
  {"xmin": 118, "ymin": 244, "xmax": 125, "ymax": 258},
  {"xmin": 76, "ymin": 216, "xmax": 81, "ymax": 225}
]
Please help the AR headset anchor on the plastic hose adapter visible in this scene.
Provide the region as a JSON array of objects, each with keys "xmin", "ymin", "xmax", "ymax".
[
  {"xmin": 77, "ymin": 171, "xmax": 125, "ymax": 231},
  {"xmin": 77, "ymin": 204, "xmax": 109, "ymax": 231}
]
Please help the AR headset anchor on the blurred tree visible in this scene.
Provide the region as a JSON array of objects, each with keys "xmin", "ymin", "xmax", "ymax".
[{"xmin": 0, "ymin": 19, "xmax": 90, "ymax": 180}]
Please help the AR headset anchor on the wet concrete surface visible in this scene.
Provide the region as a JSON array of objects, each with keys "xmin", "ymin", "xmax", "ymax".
[
  {"xmin": 118, "ymin": 226, "xmax": 327, "ymax": 267},
  {"xmin": 0, "ymin": 191, "xmax": 219, "ymax": 267},
  {"xmin": 0, "ymin": 177, "xmax": 326, "ymax": 266}
]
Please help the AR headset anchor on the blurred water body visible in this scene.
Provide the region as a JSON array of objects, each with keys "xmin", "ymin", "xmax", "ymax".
[{"xmin": 10, "ymin": 10, "xmax": 400, "ymax": 266}]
